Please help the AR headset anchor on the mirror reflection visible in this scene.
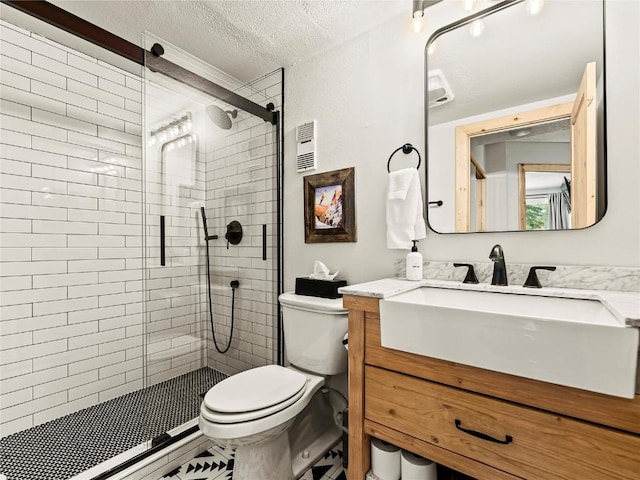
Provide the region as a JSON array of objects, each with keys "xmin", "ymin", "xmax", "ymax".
[
  {"xmin": 426, "ymin": 0, "xmax": 606, "ymax": 233},
  {"xmin": 520, "ymin": 164, "xmax": 571, "ymax": 231}
]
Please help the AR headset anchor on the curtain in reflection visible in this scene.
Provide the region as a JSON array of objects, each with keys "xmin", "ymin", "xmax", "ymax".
[
  {"xmin": 547, "ymin": 192, "xmax": 571, "ymax": 230},
  {"xmin": 562, "ymin": 177, "xmax": 572, "ymax": 213}
]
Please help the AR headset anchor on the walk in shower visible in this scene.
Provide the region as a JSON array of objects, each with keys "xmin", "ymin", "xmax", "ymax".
[{"xmin": 0, "ymin": 5, "xmax": 283, "ymax": 479}]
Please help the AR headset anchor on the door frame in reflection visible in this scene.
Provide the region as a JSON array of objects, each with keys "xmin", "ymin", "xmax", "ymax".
[
  {"xmin": 518, "ymin": 163, "xmax": 571, "ymax": 230},
  {"xmin": 454, "ymin": 101, "xmax": 573, "ymax": 232}
]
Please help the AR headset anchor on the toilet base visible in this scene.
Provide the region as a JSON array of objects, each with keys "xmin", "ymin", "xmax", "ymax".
[
  {"xmin": 233, "ymin": 429, "xmax": 293, "ymax": 480},
  {"xmin": 289, "ymin": 389, "xmax": 343, "ymax": 478},
  {"xmin": 291, "ymin": 423, "xmax": 341, "ymax": 479}
]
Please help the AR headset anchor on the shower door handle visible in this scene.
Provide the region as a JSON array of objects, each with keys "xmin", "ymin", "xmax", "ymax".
[
  {"xmin": 160, "ymin": 215, "xmax": 165, "ymax": 266},
  {"xmin": 262, "ymin": 224, "xmax": 267, "ymax": 260}
]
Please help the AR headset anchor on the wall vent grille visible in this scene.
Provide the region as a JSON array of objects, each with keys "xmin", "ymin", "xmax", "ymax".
[
  {"xmin": 296, "ymin": 121, "xmax": 317, "ymax": 172},
  {"xmin": 297, "ymin": 152, "xmax": 315, "ymax": 171},
  {"xmin": 297, "ymin": 122, "xmax": 314, "ymax": 143}
]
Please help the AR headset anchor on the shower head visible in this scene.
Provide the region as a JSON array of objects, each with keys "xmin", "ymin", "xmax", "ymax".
[{"xmin": 206, "ymin": 105, "xmax": 238, "ymax": 130}]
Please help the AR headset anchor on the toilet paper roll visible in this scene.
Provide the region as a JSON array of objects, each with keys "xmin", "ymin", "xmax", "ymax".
[
  {"xmin": 371, "ymin": 438, "xmax": 401, "ymax": 480},
  {"xmin": 401, "ymin": 449, "xmax": 437, "ymax": 480}
]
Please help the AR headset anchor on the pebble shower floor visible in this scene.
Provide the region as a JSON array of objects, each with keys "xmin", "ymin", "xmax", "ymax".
[{"xmin": 0, "ymin": 368, "xmax": 227, "ymax": 480}]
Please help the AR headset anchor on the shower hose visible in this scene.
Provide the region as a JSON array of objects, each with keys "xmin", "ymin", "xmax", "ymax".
[{"xmin": 202, "ymin": 223, "xmax": 238, "ymax": 354}]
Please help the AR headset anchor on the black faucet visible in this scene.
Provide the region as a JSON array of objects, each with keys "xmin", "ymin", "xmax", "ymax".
[{"xmin": 489, "ymin": 244, "xmax": 508, "ymax": 286}]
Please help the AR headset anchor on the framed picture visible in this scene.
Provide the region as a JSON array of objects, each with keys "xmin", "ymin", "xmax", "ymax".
[{"xmin": 303, "ymin": 167, "xmax": 356, "ymax": 243}]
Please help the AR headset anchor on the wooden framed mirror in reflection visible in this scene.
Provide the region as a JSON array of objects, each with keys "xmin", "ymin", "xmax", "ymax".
[{"xmin": 425, "ymin": 0, "xmax": 606, "ymax": 233}]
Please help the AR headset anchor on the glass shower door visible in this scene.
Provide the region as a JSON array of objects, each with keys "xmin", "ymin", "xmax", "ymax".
[{"xmin": 139, "ymin": 34, "xmax": 283, "ymax": 453}]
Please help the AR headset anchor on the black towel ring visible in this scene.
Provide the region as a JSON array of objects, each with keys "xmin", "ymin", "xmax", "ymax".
[{"xmin": 387, "ymin": 143, "xmax": 421, "ymax": 173}]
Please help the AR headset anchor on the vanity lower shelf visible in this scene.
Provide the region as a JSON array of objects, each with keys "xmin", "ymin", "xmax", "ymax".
[{"xmin": 365, "ymin": 365, "xmax": 640, "ymax": 480}]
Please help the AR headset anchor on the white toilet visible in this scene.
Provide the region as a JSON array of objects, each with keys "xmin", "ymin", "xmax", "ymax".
[{"xmin": 199, "ymin": 292, "xmax": 348, "ymax": 480}]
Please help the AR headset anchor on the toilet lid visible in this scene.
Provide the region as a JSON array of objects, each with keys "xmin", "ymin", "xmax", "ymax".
[
  {"xmin": 203, "ymin": 365, "xmax": 307, "ymax": 414},
  {"xmin": 201, "ymin": 384, "xmax": 306, "ymax": 424}
]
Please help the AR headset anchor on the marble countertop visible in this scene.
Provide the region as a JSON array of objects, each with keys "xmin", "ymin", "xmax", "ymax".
[{"xmin": 339, "ymin": 278, "xmax": 640, "ymax": 327}]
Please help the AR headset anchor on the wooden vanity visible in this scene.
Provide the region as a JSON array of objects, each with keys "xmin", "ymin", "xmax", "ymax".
[{"xmin": 345, "ymin": 294, "xmax": 640, "ymax": 480}]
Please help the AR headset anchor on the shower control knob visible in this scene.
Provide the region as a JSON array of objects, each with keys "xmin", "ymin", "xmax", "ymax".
[{"xmin": 225, "ymin": 221, "xmax": 243, "ymax": 248}]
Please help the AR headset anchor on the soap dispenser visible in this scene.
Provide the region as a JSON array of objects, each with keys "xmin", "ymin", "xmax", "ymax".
[{"xmin": 406, "ymin": 240, "xmax": 423, "ymax": 281}]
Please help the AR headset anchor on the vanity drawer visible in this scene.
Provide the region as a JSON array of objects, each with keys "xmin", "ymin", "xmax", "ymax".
[{"xmin": 365, "ymin": 366, "xmax": 640, "ymax": 480}]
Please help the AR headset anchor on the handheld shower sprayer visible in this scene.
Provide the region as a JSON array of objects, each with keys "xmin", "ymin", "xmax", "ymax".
[{"xmin": 200, "ymin": 207, "xmax": 218, "ymax": 242}]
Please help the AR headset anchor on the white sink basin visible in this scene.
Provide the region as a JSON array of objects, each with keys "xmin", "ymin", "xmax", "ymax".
[{"xmin": 379, "ymin": 287, "xmax": 639, "ymax": 398}]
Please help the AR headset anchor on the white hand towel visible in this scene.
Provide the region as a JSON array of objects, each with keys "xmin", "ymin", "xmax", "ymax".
[
  {"xmin": 386, "ymin": 168, "xmax": 426, "ymax": 249},
  {"xmin": 387, "ymin": 168, "xmax": 414, "ymax": 201}
]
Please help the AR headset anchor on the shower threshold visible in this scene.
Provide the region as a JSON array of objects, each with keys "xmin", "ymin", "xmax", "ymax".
[
  {"xmin": 0, "ymin": 367, "xmax": 226, "ymax": 480},
  {"xmin": 75, "ymin": 418, "xmax": 203, "ymax": 480}
]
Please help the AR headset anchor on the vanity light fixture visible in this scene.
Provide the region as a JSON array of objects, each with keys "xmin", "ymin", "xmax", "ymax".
[
  {"xmin": 526, "ymin": 0, "xmax": 545, "ymax": 16},
  {"xmin": 163, "ymin": 133, "xmax": 196, "ymax": 152},
  {"xmin": 148, "ymin": 113, "xmax": 192, "ymax": 147},
  {"xmin": 411, "ymin": 0, "xmax": 443, "ymax": 34},
  {"xmin": 469, "ymin": 18, "xmax": 485, "ymax": 37},
  {"xmin": 462, "ymin": 0, "xmax": 478, "ymax": 13},
  {"xmin": 412, "ymin": 9, "xmax": 425, "ymax": 33}
]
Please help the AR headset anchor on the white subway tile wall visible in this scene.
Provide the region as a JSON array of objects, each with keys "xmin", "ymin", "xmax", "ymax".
[
  {"xmin": 204, "ymin": 70, "xmax": 282, "ymax": 375},
  {"xmin": 0, "ymin": 18, "xmax": 282, "ymax": 440},
  {"xmin": 0, "ymin": 19, "xmax": 146, "ymax": 438}
]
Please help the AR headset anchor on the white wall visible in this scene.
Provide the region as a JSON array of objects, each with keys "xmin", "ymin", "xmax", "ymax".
[
  {"xmin": 284, "ymin": 0, "xmax": 640, "ymax": 290},
  {"xmin": 284, "ymin": 16, "xmax": 427, "ymax": 287}
]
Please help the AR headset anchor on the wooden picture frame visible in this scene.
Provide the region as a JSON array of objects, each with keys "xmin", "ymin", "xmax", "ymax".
[{"xmin": 303, "ymin": 167, "xmax": 356, "ymax": 243}]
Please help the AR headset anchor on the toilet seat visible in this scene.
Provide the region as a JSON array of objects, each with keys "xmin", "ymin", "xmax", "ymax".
[
  {"xmin": 199, "ymin": 366, "xmax": 326, "ymax": 441},
  {"xmin": 201, "ymin": 384, "xmax": 306, "ymax": 424},
  {"xmin": 201, "ymin": 365, "xmax": 308, "ymax": 424}
]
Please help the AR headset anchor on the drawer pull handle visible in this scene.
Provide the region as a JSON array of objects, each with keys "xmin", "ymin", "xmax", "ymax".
[{"xmin": 454, "ymin": 419, "xmax": 513, "ymax": 445}]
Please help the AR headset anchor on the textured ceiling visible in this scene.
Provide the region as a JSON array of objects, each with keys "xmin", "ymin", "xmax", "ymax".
[{"xmin": 49, "ymin": 0, "xmax": 408, "ymax": 83}]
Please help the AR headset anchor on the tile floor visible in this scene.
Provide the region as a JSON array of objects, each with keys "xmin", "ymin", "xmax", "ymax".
[
  {"xmin": 0, "ymin": 368, "xmax": 227, "ymax": 480},
  {"xmin": 161, "ymin": 442, "xmax": 346, "ymax": 480}
]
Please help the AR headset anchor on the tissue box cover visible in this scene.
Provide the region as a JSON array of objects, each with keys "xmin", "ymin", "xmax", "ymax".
[{"xmin": 295, "ymin": 277, "xmax": 347, "ymax": 299}]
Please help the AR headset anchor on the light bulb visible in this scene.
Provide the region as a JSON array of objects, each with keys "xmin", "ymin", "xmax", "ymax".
[
  {"xmin": 469, "ymin": 18, "xmax": 485, "ymax": 37},
  {"xmin": 462, "ymin": 0, "xmax": 478, "ymax": 13},
  {"xmin": 412, "ymin": 10, "xmax": 424, "ymax": 34},
  {"xmin": 526, "ymin": 0, "xmax": 544, "ymax": 16}
]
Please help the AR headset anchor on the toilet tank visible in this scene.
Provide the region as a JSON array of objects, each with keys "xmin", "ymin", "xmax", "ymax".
[{"xmin": 279, "ymin": 292, "xmax": 348, "ymax": 375}]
